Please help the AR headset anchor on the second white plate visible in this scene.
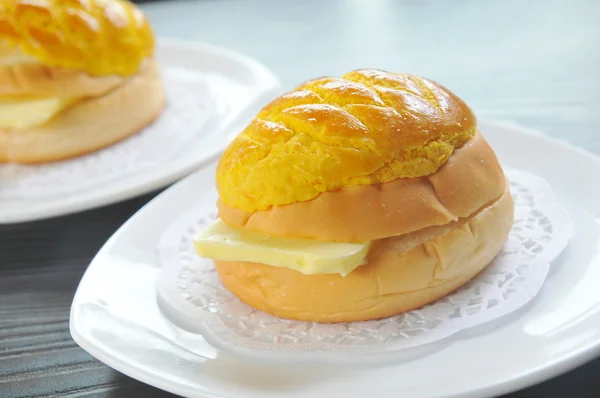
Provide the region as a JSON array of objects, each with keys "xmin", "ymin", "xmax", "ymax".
[{"xmin": 0, "ymin": 38, "xmax": 282, "ymax": 224}]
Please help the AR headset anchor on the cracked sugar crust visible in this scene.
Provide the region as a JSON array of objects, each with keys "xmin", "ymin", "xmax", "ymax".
[
  {"xmin": 216, "ymin": 69, "xmax": 477, "ymax": 213},
  {"xmin": 0, "ymin": 0, "xmax": 154, "ymax": 76}
]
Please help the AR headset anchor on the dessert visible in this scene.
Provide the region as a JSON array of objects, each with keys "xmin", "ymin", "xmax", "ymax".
[
  {"xmin": 0, "ymin": 0, "xmax": 165, "ymax": 163},
  {"xmin": 194, "ymin": 69, "xmax": 515, "ymax": 323}
]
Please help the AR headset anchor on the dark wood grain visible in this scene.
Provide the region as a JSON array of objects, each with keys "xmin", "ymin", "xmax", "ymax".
[{"xmin": 0, "ymin": 191, "xmax": 178, "ymax": 398}]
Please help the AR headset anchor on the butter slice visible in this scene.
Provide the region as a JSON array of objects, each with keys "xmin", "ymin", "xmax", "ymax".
[
  {"xmin": 194, "ymin": 219, "xmax": 370, "ymax": 276},
  {"xmin": 0, "ymin": 97, "xmax": 75, "ymax": 129}
]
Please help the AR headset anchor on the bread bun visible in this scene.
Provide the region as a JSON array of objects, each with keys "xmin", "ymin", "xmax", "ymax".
[
  {"xmin": 0, "ymin": 0, "xmax": 164, "ymax": 163},
  {"xmin": 200, "ymin": 69, "xmax": 514, "ymax": 323},
  {"xmin": 0, "ymin": 57, "xmax": 164, "ymax": 163}
]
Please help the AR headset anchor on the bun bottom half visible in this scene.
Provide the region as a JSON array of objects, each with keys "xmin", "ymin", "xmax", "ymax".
[
  {"xmin": 0, "ymin": 58, "xmax": 165, "ymax": 164},
  {"xmin": 215, "ymin": 180, "xmax": 514, "ymax": 323}
]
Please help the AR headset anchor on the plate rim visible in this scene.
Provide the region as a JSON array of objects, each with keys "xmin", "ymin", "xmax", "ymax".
[
  {"xmin": 0, "ymin": 37, "xmax": 283, "ymax": 225},
  {"xmin": 69, "ymin": 119, "xmax": 600, "ymax": 398}
]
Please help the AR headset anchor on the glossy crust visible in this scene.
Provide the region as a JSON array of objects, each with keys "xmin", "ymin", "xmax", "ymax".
[
  {"xmin": 0, "ymin": 0, "xmax": 154, "ymax": 76},
  {"xmin": 0, "ymin": 58, "xmax": 164, "ymax": 163},
  {"xmin": 216, "ymin": 69, "xmax": 477, "ymax": 213},
  {"xmin": 219, "ymin": 132, "xmax": 505, "ymax": 242},
  {"xmin": 215, "ymin": 180, "xmax": 514, "ymax": 323}
]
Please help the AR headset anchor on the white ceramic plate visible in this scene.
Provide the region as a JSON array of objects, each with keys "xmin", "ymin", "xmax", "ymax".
[
  {"xmin": 0, "ymin": 38, "xmax": 282, "ymax": 224},
  {"xmin": 70, "ymin": 120, "xmax": 600, "ymax": 398}
]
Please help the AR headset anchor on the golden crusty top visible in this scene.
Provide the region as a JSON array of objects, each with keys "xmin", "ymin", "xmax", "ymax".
[
  {"xmin": 217, "ymin": 69, "xmax": 477, "ymax": 214},
  {"xmin": 0, "ymin": 0, "xmax": 154, "ymax": 76}
]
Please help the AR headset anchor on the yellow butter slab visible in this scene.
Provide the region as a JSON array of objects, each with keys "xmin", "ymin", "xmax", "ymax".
[
  {"xmin": 0, "ymin": 97, "xmax": 75, "ymax": 129},
  {"xmin": 193, "ymin": 219, "xmax": 370, "ymax": 276}
]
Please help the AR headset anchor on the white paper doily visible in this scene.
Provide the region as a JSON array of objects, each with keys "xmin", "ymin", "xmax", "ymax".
[
  {"xmin": 155, "ymin": 168, "xmax": 572, "ymax": 358},
  {"xmin": 0, "ymin": 68, "xmax": 223, "ymax": 201}
]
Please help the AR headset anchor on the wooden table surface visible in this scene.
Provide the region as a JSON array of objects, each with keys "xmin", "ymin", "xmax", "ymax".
[{"xmin": 1, "ymin": 0, "xmax": 599, "ymax": 397}]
